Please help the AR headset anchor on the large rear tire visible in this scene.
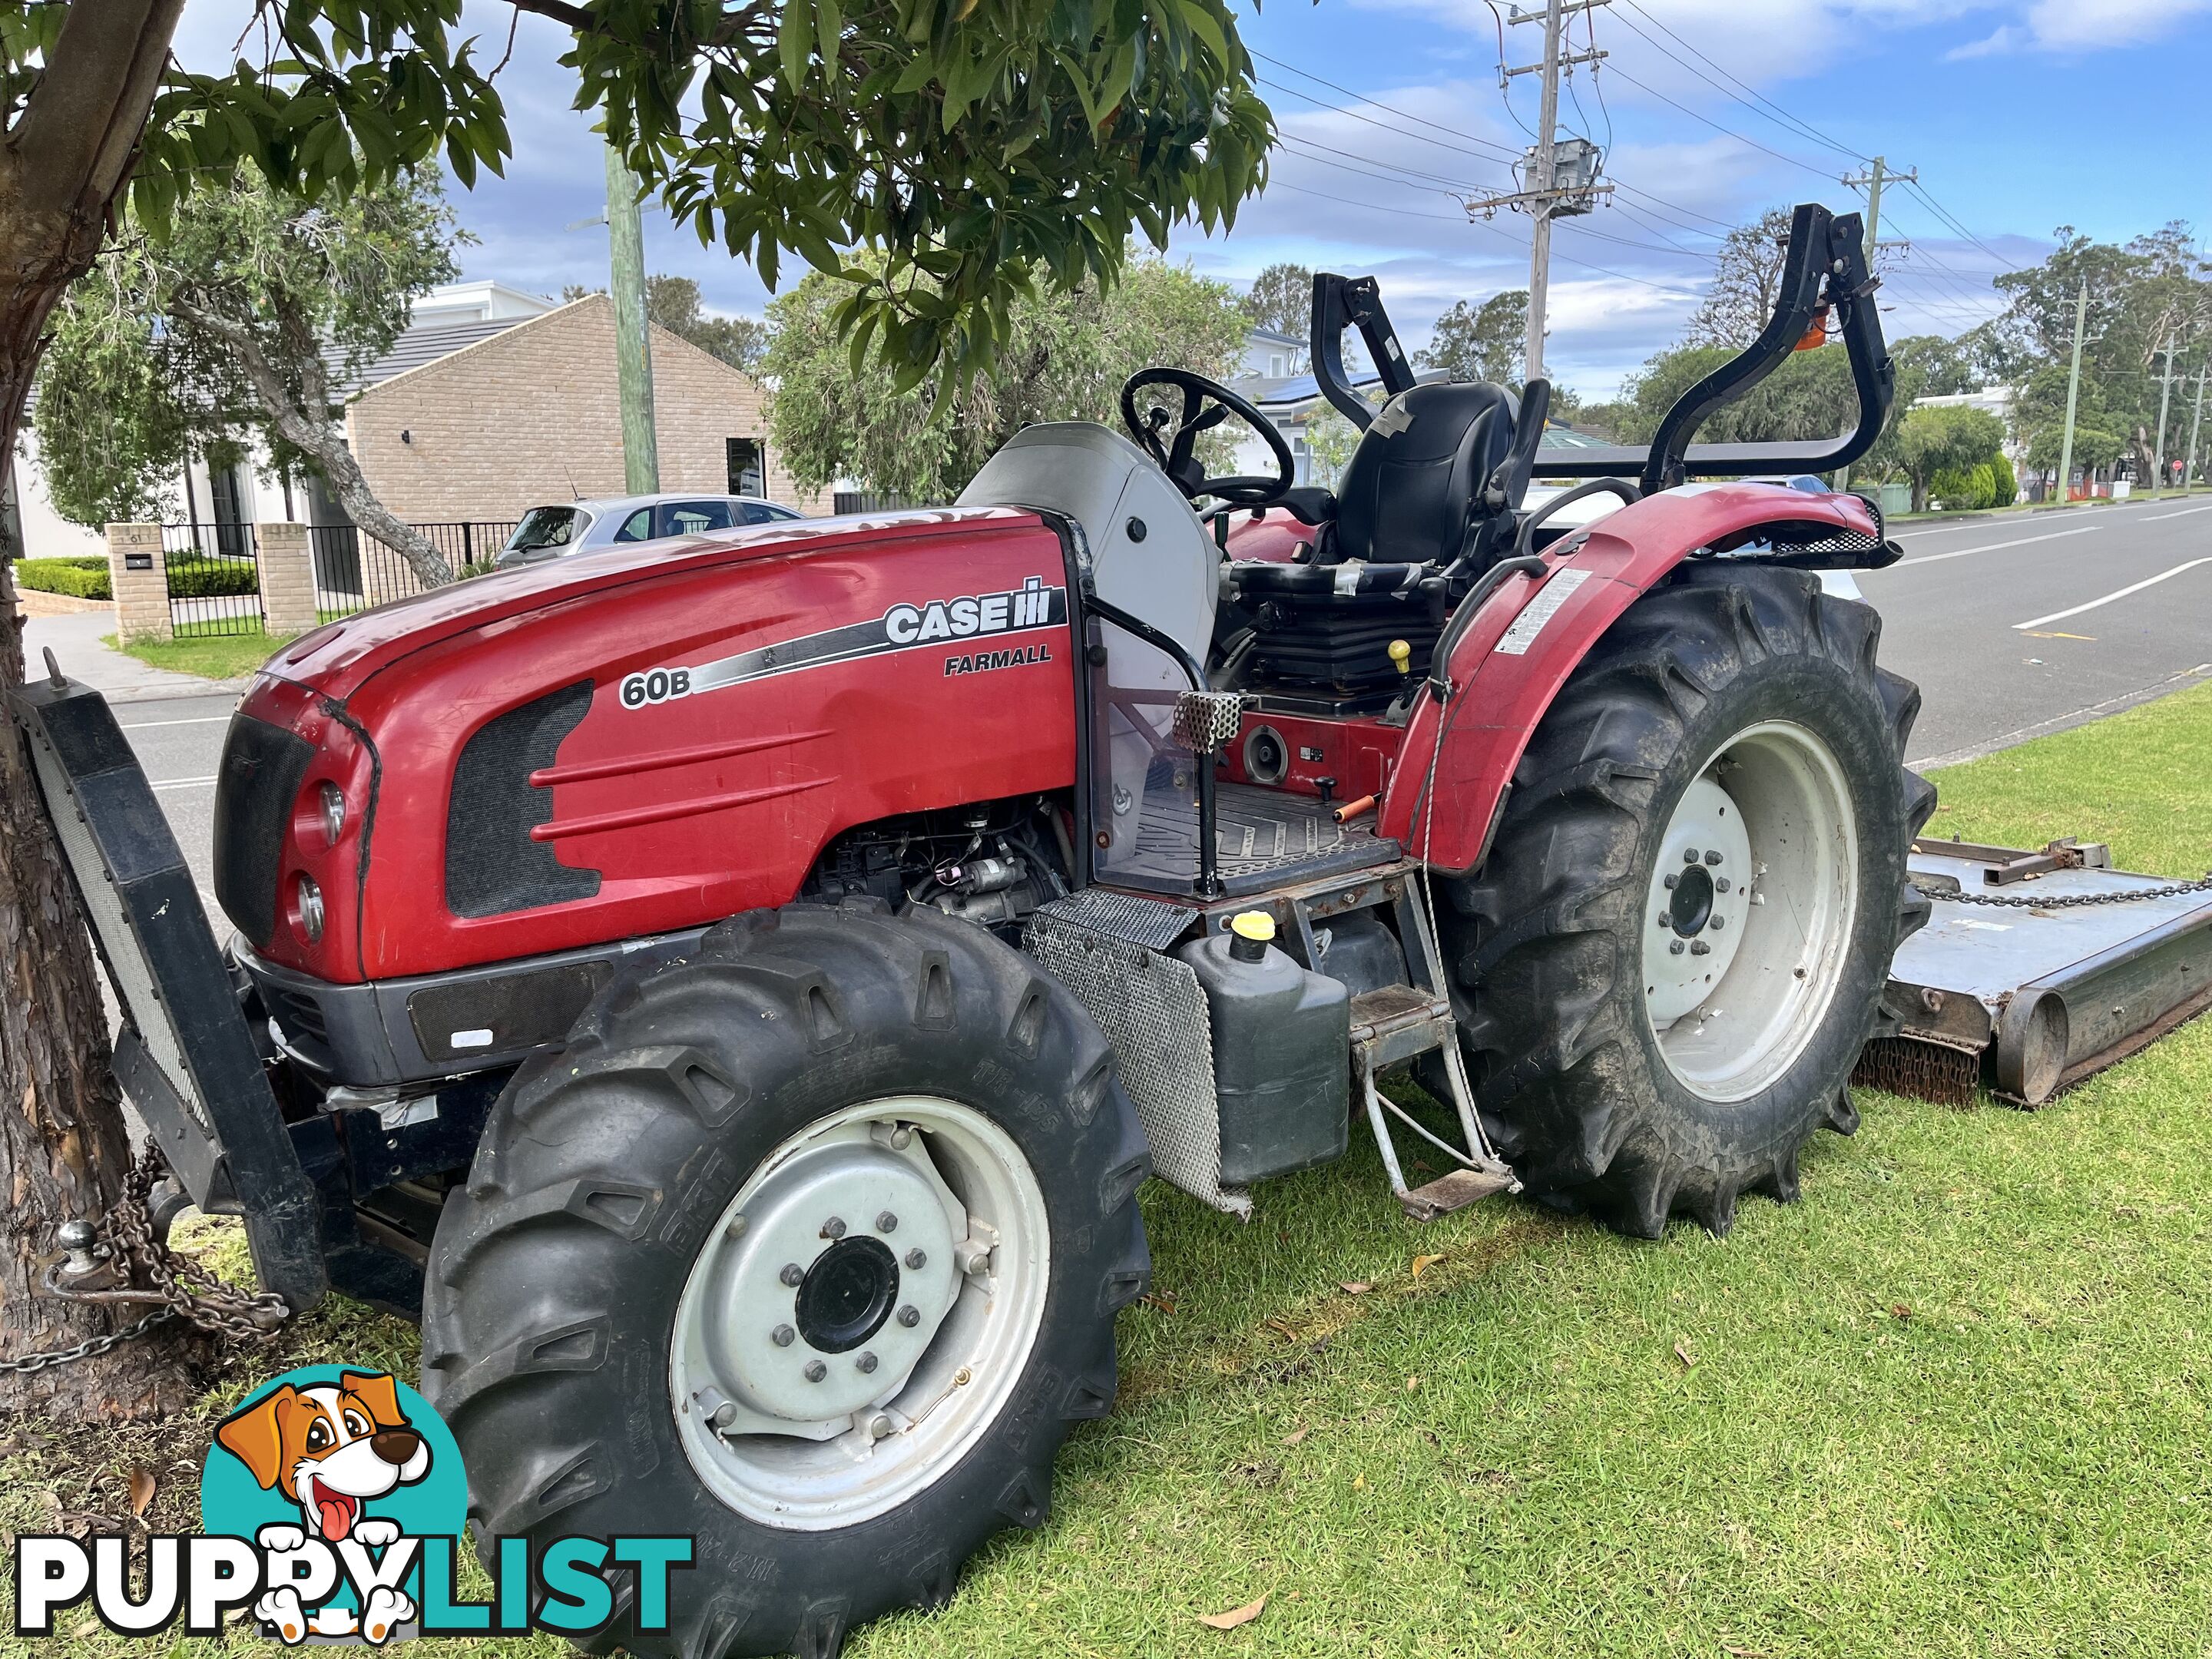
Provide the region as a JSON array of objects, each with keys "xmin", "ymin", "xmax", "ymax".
[
  {"xmin": 420, "ymin": 902, "xmax": 1151, "ymax": 1657},
  {"xmin": 1440, "ymin": 565, "xmax": 1935, "ymax": 1237}
]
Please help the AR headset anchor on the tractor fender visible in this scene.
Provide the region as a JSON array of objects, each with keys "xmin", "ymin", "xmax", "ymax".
[{"xmin": 1376, "ymin": 483, "xmax": 1880, "ymax": 873}]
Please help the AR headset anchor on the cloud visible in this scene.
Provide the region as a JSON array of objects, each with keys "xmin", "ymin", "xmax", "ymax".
[{"xmin": 1945, "ymin": 25, "xmax": 2022, "ymax": 57}]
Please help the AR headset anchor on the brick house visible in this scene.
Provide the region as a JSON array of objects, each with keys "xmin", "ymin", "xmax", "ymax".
[{"xmin": 341, "ymin": 292, "xmax": 829, "ymax": 521}]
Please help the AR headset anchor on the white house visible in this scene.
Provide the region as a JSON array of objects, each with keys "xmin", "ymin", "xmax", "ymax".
[{"xmin": 6, "ymin": 280, "xmax": 559, "ymax": 561}]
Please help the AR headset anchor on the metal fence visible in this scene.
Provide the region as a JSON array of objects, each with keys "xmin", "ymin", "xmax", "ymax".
[
  {"xmin": 161, "ymin": 522, "xmax": 264, "ymax": 637},
  {"xmin": 309, "ymin": 521, "xmax": 518, "ymax": 618}
]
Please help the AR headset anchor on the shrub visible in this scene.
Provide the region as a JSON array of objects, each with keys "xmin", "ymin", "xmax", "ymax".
[
  {"xmin": 1988, "ymin": 453, "xmax": 2017, "ymax": 506},
  {"xmin": 18, "ymin": 557, "xmax": 112, "ymax": 600},
  {"xmin": 164, "ymin": 555, "xmax": 260, "ymax": 598}
]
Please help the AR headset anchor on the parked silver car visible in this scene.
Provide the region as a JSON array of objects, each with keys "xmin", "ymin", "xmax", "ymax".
[{"xmin": 495, "ymin": 492, "xmax": 803, "ymax": 568}]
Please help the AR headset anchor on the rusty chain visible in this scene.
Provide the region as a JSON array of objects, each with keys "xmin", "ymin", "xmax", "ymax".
[
  {"xmin": 1914, "ymin": 873, "xmax": 2212, "ymax": 911},
  {"xmin": 1, "ymin": 1145, "xmax": 290, "ymax": 1376}
]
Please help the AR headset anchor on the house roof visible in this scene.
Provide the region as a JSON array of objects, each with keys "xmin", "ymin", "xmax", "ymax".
[
  {"xmin": 1246, "ymin": 325, "xmax": 1303, "ymax": 347},
  {"xmin": 323, "ymin": 317, "xmax": 531, "ymax": 399},
  {"xmin": 1246, "ymin": 369, "xmax": 1386, "ymax": 412}
]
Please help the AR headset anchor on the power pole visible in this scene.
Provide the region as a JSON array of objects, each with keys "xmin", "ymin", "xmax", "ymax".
[
  {"xmin": 1465, "ymin": 0, "xmax": 1613, "ymax": 384},
  {"xmin": 2186, "ymin": 357, "xmax": 2207, "ymax": 495},
  {"xmin": 2151, "ymin": 336, "xmax": 2183, "ymax": 494},
  {"xmin": 2055, "ymin": 278, "xmax": 2088, "ymax": 506},
  {"xmin": 604, "ymin": 140, "xmax": 659, "ymax": 495}
]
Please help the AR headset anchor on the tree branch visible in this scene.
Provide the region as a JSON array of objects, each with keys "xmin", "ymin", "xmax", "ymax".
[
  {"xmin": 502, "ymin": 0, "xmax": 599, "ymax": 35},
  {"xmin": 9, "ymin": 0, "xmax": 188, "ymax": 222}
]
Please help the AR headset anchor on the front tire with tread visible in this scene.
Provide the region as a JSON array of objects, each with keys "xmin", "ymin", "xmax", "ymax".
[{"xmin": 420, "ymin": 901, "xmax": 1149, "ymax": 1659}]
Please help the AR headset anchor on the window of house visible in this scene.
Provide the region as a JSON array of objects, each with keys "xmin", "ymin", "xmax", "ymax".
[
  {"xmin": 727, "ymin": 438, "xmax": 767, "ymax": 497},
  {"xmin": 1268, "ymin": 354, "xmax": 1286, "ymax": 377}
]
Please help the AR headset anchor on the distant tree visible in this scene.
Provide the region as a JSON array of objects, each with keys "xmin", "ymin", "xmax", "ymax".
[
  {"xmin": 769, "ymin": 254, "xmax": 1249, "ymax": 502},
  {"xmin": 564, "ymin": 274, "xmax": 771, "ymax": 374},
  {"xmin": 1682, "ymin": 208, "xmax": 1796, "ymax": 347},
  {"xmin": 1892, "ymin": 403, "xmax": 2006, "ymax": 512},
  {"xmin": 34, "ymin": 168, "xmax": 461, "ymax": 582},
  {"xmin": 1419, "ymin": 290, "xmax": 1527, "ymax": 386},
  {"xmin": 1240, "ymin": 262, "xmax": 1313, "ymax": 347},
  {"xmin": 1301, "ymin": 402, "xmax": 1361, "ymax": 487}
]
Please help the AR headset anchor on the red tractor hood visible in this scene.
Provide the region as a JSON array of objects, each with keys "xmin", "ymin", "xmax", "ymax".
[{"xmin": 270, "ymin": 506, "xmax": 1039, "ymax": 701}]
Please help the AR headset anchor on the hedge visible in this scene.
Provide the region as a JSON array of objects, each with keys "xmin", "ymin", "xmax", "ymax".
[
  {"xmin": 18, "ymin": 558, "xmax": 111, "ymax": 601},
  {"xmin": 164, "ymin": 556, "xmax": 260, "ymax": 598}
]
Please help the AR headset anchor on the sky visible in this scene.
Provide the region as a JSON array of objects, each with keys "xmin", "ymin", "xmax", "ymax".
[{"xmin": 176, "ymin": 0, "xmax": 2212, "ymax": 398}]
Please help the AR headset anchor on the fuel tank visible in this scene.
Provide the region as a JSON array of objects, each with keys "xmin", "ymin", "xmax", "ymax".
[{"xmin": 218, "ymin": 508, "xmax": 1079, "ymax": 984}]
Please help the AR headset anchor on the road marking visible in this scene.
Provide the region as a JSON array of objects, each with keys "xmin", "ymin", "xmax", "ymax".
[
  {"xmin": 2023, "ymin": 631, "xmax": 2097, "ymax": 641},
  {"xmin": 1891, "ymin": 518, "xmax": 2028, "ymax": 539},
  {"xmin": 2142, "ymin": 502, "xmax": 2212, "ymax": 521},
  {"xmin": 150, "ymin": 774, "xmax": 218, "ymax": 791},
  {"xmin": 1889, "ymin": 524, "xmax": 2104, "ymax": 568},
  {"xmin": 2012, "ymin": 558, "xmax": 2212, "ymax": 631},
  {"xmin": 119, "ymin": 715, "xmax": 231, "ymax": 730}
]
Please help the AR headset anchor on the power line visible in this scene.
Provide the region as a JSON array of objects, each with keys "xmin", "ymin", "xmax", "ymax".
[
  {"xmin": 1611, "ymin": 0, "xmax": 1871, "ymax": 164},
  {"xmin": 1901, "ymin": 178, "xmax": 2023, "ymax": 273},
  {"xmin": 1598, "ymin": 58, "xmax": 1836, "ymax": 180},
  {"xmin": 1251, "ymin": 53, "xmax": 1525, "ymax": 163},
  {"xmin": 1273, "ymin": 132, "xmax": 1492, "ymax": 196}
]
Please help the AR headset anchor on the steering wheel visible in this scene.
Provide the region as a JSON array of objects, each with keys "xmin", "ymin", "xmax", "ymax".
[{"xmin": 1119, "ymin": 368, "xmax": 1295, "ymax": 508}]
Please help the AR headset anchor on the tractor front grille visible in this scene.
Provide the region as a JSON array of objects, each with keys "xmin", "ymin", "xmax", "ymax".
[{"xmin": 213, "ymin": 712, "xmax": 315, "ymax": 949}]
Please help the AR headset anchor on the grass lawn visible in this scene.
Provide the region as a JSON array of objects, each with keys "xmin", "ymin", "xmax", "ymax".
[
  {"xmin": 9, "ymin": 689, "xmax": 2212, "ymax": 1658},
  {"xmin": 106, "ymin": 628, "xmax": 299, "ymax": 682}
]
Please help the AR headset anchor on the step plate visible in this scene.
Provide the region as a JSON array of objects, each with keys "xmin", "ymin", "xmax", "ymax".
[{"xmin": 1397, "ymin": 1167, "xmax": 1516, "ymax": 1221}]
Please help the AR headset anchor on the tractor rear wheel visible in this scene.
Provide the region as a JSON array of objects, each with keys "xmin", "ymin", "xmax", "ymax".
[
  {"xmin": 419, "ymin": 902, "xmax": 1150, "ymax": 1658},
  {"xmin": 1441, "ymin": 565, "xmax": 1935, "ymax": 1237}
]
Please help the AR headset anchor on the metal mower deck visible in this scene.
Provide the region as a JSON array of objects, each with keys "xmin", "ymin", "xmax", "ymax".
[{"xmin": 1856, "ymin": 839, "xmax": 2212, "ymax": 1105}]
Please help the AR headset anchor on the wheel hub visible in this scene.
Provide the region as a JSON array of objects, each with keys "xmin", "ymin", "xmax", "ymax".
[
  {"xmin": 1644, "ymin": 775, "xmax": 1753, "ymax": 1024},
  {"xmin": 690, "ymin": 1125, "xmax": 961, "ymax": 1432}
]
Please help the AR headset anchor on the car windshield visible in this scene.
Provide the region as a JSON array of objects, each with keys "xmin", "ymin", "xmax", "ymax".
[{"xmin": 505, "ymin": 506, "xmax": 584, "ymax": 553}]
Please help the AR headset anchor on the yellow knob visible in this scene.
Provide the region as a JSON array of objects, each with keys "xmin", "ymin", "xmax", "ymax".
[
  {"xmin": 1229, "ymin": 910, "xmax": 1276, "ymax": 943},
  {"xmin": 1387, "ymin": 639, "xmax": 1412, "ymax": 675}
]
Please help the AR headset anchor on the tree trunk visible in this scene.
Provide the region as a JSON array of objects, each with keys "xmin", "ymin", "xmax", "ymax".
[
  {"xmin": 187, "ymin": 304, "xmax": 454, "ymax": 588},
  {"xmin": 0, "ymin": 0, "xmax": 207, "ymax": 1415}
]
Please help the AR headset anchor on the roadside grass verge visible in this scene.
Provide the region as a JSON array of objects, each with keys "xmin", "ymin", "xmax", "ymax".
[
  {"xmin": 105, "ymin": 628, "xmax": 296, "ymax": 682},
  {"xmin": 8, "ymin": 684, "xmax": 2211, "ymax": 1658}
]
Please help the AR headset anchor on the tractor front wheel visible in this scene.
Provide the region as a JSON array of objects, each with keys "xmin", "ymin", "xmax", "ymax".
[
  {"xmin": 419, "ymin": 902, "xmax": 1150, "ymax": 1658},
  {"xmin": 1442, "ymin": 565, "xmax": 1936, "ymax": 1237}
]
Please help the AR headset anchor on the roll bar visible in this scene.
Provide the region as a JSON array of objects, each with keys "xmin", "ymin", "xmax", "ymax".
[{"xmin": 1309, "ymin": 202, "xmax": 1894, "ymax": 494}]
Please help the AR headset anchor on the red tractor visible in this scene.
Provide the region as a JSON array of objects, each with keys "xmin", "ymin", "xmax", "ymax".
[{"xmin": 21, "ymin": 202, "xmax": 1930, "ymax": 1656}]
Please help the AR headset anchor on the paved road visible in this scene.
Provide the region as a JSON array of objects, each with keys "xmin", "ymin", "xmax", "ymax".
[
  {"xmin": 1859, "ymin": 499, "xmax": 2212, "ymax": 767},
  {"xmin": 65, "ymin": 497, "xmax": 2212, "ymax": 909}
]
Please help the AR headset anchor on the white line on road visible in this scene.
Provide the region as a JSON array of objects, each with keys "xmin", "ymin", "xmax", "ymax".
[
  {"xmin": 2012, "ymin": 558, "xmax": 2212, "ymax": 631},
  {"xmin": 118, "ymin": 715, "xmax": 232, "ymax": 730},
  {"xmin": 2141, "ymin": 502, "xmax": 2212, "ymax": 521},
  {"xmin": 1888, "ymin": 524, "xmax": 2104, "ymax": 568},
  {"xmin": 150, "ymin": 775, "xmax": 218, "ymax": 791}
]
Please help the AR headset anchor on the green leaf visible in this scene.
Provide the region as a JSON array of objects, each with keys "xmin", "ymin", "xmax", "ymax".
[{"xmin": 777, "ymin": 0, "xmax": 813, "ymax": 94}]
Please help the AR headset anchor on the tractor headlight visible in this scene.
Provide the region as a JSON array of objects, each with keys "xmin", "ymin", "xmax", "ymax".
[
  {"xmin": 294, "ymin": 874, "xmax": 325, "ymax": 943},
  {"xmin": 319, "ymin": 781, "xmax": 346, "ymax": 845}
]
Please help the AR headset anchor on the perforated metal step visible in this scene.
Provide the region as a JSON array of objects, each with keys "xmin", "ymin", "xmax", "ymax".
[{"xmin": 1112, "ymin": 760, "xmax": 1400, "ymax": 896}]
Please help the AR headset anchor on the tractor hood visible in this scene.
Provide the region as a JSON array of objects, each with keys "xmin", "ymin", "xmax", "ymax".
[
  {"xmin": 270, "ymin": 506, "xmax": 1039, "ymax": 702},
  {"xmin": 220, "ymin": 502, "xmax": 1080, "ymax": 987}
]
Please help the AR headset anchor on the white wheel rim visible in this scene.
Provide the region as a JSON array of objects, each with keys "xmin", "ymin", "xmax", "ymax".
[
  {"xmin": 669, "ymin": 1097, "xmax": 1051, "ymax": 1530},
  {"xmin": 1641, "ymin": 720, "xmax": 1861, "ymax": 1103}
]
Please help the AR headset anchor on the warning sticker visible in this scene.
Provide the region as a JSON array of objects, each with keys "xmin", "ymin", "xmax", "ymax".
[{"xmin": 1494, "ymin": 567, "xmax": 1594, "ymax": 656}]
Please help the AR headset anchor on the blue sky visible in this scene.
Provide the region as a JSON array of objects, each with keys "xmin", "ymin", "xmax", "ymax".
[{"xmin": 178, "ymin": 0, "xmax": 2212, "ymax": 396}]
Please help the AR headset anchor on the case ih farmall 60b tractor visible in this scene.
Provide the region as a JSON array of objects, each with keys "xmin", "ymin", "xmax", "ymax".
[{"xmin": 22, "ymin": 203, "xmax": 1932, "ymax": 1656}]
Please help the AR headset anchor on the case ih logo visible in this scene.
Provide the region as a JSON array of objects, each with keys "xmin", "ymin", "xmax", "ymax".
[{"xmin": 620, "ymin": 575, "xmax": 1067, "ymax": 709}]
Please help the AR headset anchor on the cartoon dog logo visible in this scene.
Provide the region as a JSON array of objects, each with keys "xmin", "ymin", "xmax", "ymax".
[{"xmin": 214, "ymin": 1370, "xmax": 432, "ymax": 1643}]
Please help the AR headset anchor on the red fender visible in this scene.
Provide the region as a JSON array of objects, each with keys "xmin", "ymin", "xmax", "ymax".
[{"xmin": 1376, "ymin": 483, "xmax": 1879, "ymax": 873}]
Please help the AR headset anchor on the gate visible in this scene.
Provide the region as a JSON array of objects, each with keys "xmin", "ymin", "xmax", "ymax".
[
  {"xmin": 161, "ymin": 522, "xmax": 264, "ymax": 637},
  {"xmin": 310, "ymin": 521, "xmax": 518, "ymax": 618}
]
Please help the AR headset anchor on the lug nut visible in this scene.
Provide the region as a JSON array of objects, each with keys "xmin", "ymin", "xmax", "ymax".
[
  {"xmin": 876, "ymin": 1210, "xmax": 899, "ymax": 1233},
  {"xmin": 803, "ymin": 1359, "xmax": 827, "ymax": 1382},
  {"xmin": 896, "ymin": 1304, "xmax": 921, "ymax": 1327},
  {"xmin": 725, "ymin": 1214, "xmax": 749, "ymax": 1240},
  {"xmin": 1715, "ymin": 877, "xmax": 1731, "ymax": 893},
  {"xmin": 1684, "ymin": 847, "xmax": 1700, "ymax": 863},
  {"xmin": 856, "ymin": 1352, "xmax": 879, "ymax": 1375},
  {"xmin": 905, "ymin": 1248, "xmax": 927, "ymax": 1270},
  {"xmin": 710, "ymin": 1402, "xmax": 737, "ymax": 1429},
  {"xmin": 1669, "ymin": 940, "xmax": 1686, "ymax": 956},
  {"xmin": 771, "ymin": 1324, "xmax": 795, "ymax": 1347},
  {"xmin": 890, "ymin": 1126, "xmax": 913, "ymax": 1150},
  {"xmin": 1710, "ymin": 916, "xmax": 1726, "ymax": 930},
  {"xmin": 1690, "ymin": 940, "xmax": 1712, "ymax": 956},
  {"xmin": 1704, "ymin": 849, "xmax": 1723, "ymax": 866},
  {"xmin": 821, "ymin": 1216, "xmax": 847, "ymax": 1240},
  {"xmin": 1664, "ymin": 873, "xmax": 1678, "ymax": 889},
  {"xmin": 869, "ymin": 1413, "xmax": 894, "ymax": 1439},
  {"xmin": 780, "ymin": 1261, "xmax": 804, "ymax": 1286}
]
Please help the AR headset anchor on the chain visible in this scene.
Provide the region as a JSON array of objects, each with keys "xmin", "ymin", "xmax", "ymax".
[
  {"xmin": 1, "ymin": 1144, "xmax": 290, "ymax": 1376},
  {"xmin": 1914, "ymin": 873, "xmax": 2212, "ymax": 910}
]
